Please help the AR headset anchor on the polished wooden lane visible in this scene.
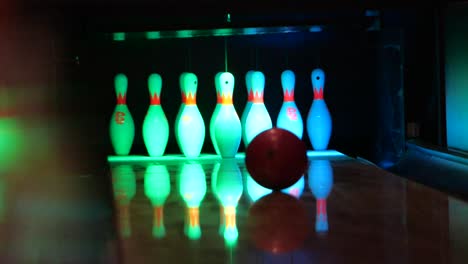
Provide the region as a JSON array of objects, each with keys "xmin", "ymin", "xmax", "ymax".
[
  {"xmin": 1, "ymin": 156, "xmax": 465, "ymax": 263},
  {"xmin": 107, "ymin": 157, "xmax": 466, "ymax": 264}
]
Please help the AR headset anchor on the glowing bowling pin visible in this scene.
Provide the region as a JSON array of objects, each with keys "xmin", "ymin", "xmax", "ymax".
[
  {"xmin": 178, "ymin": 161, "xmax": 206, "ymax": 240},
  {"xmin": 111, "ymin": 165, "xmax": 136, "ymax": 238},
  {"xmin": 244, "ymin": 71, "xmax": 272, "ymax": 146},
  {"xmin": 210, "ymin": 72, "xmax": 222, "ymax": 156},
  {"xmin": 109, "ymin": 73, "xmax": 135, "ymax": 155},
  {"xmin": 142, "ymin": 74, "xmax": 169, "ymax": 157},
  {"xmin": 210, "ymin": 72, "xmax": 242, "ymax": 158},
  {"xmin": 241, "ymin": 70, "xmax": 255, "ymax": 147},
  {"xmin": 277, "ymin": 70, "xmax": 303, "ymax": 139},
  {"xmin": 307, "ymin": 69, "xmax": 332, "ymax": 150},
  {"xmin": 308, "ymin": 159, "xmax": 333, "ymax": 232},
  {"xmin": 215, "ymin": 159, "xmax": 243, "ymax": 244},
  {"xmin": 175, "ymin": 73, "xmax": 205, "ymax": 158},
  {"xmin": 144, "ymin": 164, "xmax": 170, "ymax": 238}
]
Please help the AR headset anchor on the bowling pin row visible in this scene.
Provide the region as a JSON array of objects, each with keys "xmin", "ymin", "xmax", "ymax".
[
  {"xmin": 110, "ymin": 69, "xmax": 332, "ymax": 157},
  {"xmin": 112, "ymin": 159, "xmax": 333, "ymax": 240}
]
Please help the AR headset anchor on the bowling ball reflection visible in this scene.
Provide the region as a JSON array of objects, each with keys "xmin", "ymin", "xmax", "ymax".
[
  {"xmin": 245, "ymin": 128, "xmax": 308, "ymax": 190},
  {"xmin": 247, "ymin": 192, "xmax": 309, "ymax": 254}
]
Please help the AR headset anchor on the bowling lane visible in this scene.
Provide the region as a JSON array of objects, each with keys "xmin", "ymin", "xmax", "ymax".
[{"xmin": 106, "ymin": 156, "xmax": 466, "ymax": 264}]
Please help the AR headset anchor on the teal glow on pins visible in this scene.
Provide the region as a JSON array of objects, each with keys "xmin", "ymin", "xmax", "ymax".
[
  {"xmin": 110, "ymin": 73, "xmax": 135, "ymax": 156},
  {"xmin": 142, "ymin": 74, "xmax": 169, "ymax": 157},
  {"xmin": 210, "ymin": 72, "xmax": 242, "ymax": 158},
  {"xmin": 243, "ymin": 71, "xmax": 273, "ymax": 146},
  {"xmin": 175, "ymin": 73, "xmax": 206, "ymax": 158},
  {"xmin": 277, "ymin": 70, "xmax": 304, "ymax": 139}
]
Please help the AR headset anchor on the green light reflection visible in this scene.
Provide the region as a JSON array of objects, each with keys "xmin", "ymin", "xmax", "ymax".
[
  {"xmin": 176, "ymin": 30, "xmax": 193, "ymax": 38},
  {"xmin": 113, "ymin": 32, "xmax": 126, "ymax": 41},
  {"xmin": 144, "ymin": 164, "xmax": 170, "ymax": 238},
  {"xmin": 178, "ymin": 162, "xmax": 206, "ymax": 240},
  {"xmin": 146, "ymin": 31, "xmax": 161, "ymax": 39},
  {"xmin": 0, "ymin": 118, "xmax": 26, "ymax": 173}
]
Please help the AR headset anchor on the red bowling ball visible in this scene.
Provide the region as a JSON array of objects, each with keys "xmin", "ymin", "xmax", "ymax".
[
  {"xmin": 245, "ymin": 128, "xmax": 308, "ymax": 190},
  {"xmin": 248, "ymin": 192, "xmax": 309, "ymax": 254}
]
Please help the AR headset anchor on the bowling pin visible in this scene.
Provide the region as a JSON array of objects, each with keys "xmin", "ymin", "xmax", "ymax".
[
  {"xmin": 144, "ymin": 164, "xmax": 170, "ymax": 238},
  {"xmin": 215, "ymin": 159, "xmax": 243, "ymax": 244},
  {"xmin": 142, "ymin": 74, "xmax": 169, "ymax": 157},
  {"xmin": 244, "ymin": 71, "xmax": 272, "ymax": 146},
  {"xmin": 307, "ymin": 69, "xmax": 332, "ymax": 150},
  {"xmin": 210, "ymin": 72, "xmax": 223, "ymax": 156},
  {"xmin": 277, "ymin": 70, "xmax": 303, "ymax": 139},
  {"xmin": 210, "ymin": 72, "xmax": 242, "ymax": 158},
  {"xmin": 241, "ymin": 70, "xmax": 255, "ymax": 147},
  {"xmin": 175, "ymin": 73, "xmax": 206, "ymax": 158},
  {"xmin": 308, "ymin": 160, "xmax": 333, "ymax": 232},
  {"xmin": 178, "ymin": 161, "xmax": 206, "ymax": 240},
  {"xmin": 111, "ymin": 165, "xmax": 136, "ymax": 238},
  {"xmin": 109, "ymin": 73, "xmax": 135, "ymax": 155}
]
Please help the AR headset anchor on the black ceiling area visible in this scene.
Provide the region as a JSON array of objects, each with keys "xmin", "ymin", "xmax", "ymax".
[{"xmin": 6, "ymin": 0, "xmax": 450, "ymax": 41}]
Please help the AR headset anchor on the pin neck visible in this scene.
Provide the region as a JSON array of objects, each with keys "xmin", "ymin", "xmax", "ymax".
[
  {"xmin": 150, "ymin": 93, "xmax": 161, "ymax": 105},
  {"xmin": 317, "ymin": 199, "xmax": 327, "ymax": 215},
  {"xmin": 187, "ymin": 207, "xmax": 200, "ymax": 227},
  {"xmin": 182, "ymin": 92, "xmax": 197, "ymax": 105},
  {"xmin": 154, "ymin": 206, "xmax": 164, "ymax": 227},
  {"xmin": 313, "ymin": 87, "xmax": 324, "ymax": 100},
  {"xmin": 217, "ymin": 92, "xmax": 233, "ymax": 105},
  {"xmin": 116, "ymin": 93, "xmax": 127, "ymax": 104},
  {"xmin": 248, "ymin": 90, "xmax": 264, "ymax": 103},
  {"xmin": 283, "ymin": 89, "xmax": 295, "ymax": 102},
  {"xmin": 224, "ymin": 206, "xmax": 236, "ymax": 228}
]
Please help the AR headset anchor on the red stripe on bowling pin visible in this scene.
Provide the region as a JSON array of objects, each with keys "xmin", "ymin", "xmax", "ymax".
[
  {"xmin": 248, "ymin": 90, "xmax": 264, "ymax": 103},
  {"xmin": 217, "ymin": 92, "xmax": 233, "ymax": 105},
  {"xmin": 182, "ymin": 92, "xmax": 197, "ymax": 105},
  {"xmin": 154, "ymin": 206, "xmax": 164, "ymax": 227},
  {"xmin": 116, "ymin": 93, "xmax": 127, "ymax": 104},
  {"xmin": 317, "ymin": 199, "xmax": 327, "ymax": 215},
  {"xmin": 283, "ymin": 89, "xmax": 295, "ymax": 102},
  {"xmin": 150, "ymin": 93, "xmax": 161, "ymax": 105},
  {"xmin": 314, "ymin": 87, "xmax": 324, "ymax": 100}
]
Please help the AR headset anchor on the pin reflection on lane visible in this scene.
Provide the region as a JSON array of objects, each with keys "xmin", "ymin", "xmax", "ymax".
[
  {"xmin": 308, "ymin": 159, "xmax": 334, "ymax": 233},
  {"xmin": 144, "ymin": 164, "xmax": 170, "ymax": 238},
  {"xmin": 178, "ymin": 161, "xmax": 206, "ymax": 240},
  {"xmin": 111, "ymin": 165, "xmax": 136, "ymax": 238},
  {"xmin": 213, "ymin": 159, "xmax": 243, "ymax": 245}
]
